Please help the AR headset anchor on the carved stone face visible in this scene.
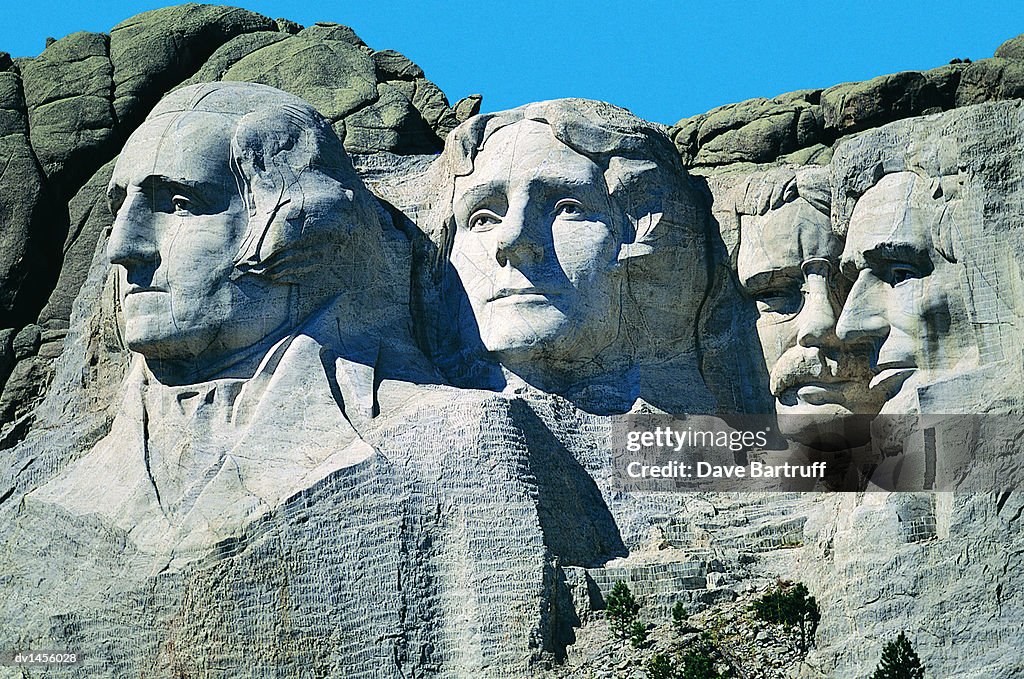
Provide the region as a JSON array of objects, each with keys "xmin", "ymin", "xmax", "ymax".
[
  {"xmin": 106, "ymin": 113, "xmax": 292, "ymax": 379},
  {"xmin": 449, "ymin": 120, "xmax": 623, "ymax": 368},
  {"xmin": 837, "ymin": 171, "xmax": 975, "ymax": 411},
  {"xmin": 739, "ymin": 198, "xmax": 881, "ymax": 444}
]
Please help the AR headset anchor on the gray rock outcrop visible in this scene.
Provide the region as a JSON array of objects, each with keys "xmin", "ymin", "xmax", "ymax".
[{"xmin": 0, "ymin": 4, "xmax": 468, "ymax": 447}]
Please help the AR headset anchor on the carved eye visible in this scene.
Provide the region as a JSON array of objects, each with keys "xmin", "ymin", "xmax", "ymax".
[
  {"xmin": 554, "ymin": 199, "xmax": 584, "ymax": 218},
  {"xmin": 754, "ymin": 286, "xmax": 802, "ymax": 316},
  {"xmin": 171, "ymin": 195, "xmax": 193, "ymax": 214},
  {"xmin": 887, "ymin": 264, "xmax": 921, "ymax": 286},
  {"xmin": 468, "ymin": 209, "xmax": 501, "ymax": 232}
]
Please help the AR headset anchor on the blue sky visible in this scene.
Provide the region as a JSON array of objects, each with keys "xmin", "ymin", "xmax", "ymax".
[{"xmin": 3, "ymin": 1, "xmax": 1023, "ymax": 124}]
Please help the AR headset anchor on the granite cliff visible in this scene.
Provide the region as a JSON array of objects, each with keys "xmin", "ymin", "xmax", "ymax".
[{"xmin": 1, "ymin": 5, "xmax": 1023, "ymax": 678}]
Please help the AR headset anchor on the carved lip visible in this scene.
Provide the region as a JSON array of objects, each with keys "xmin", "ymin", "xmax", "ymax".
[
  {"xmin": 125, "ymin": 285, "xmax": 166, "ymax": 295},
  {"xmin": 869, "ymin": 363, "xmax": 916, "ymax": 392},
  {"xmin": 794, "ymin": 381, "xmax": 855, "ymax": 405},
  {"xmin": 775, "ymin": 370, "xmax": 847, "ymax": 396},
  {"xmin": 488, "ymin": 287, "xmax": 555, "ymax": 302}
]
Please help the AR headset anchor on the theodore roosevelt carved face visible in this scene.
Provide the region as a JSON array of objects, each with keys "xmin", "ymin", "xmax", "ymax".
[{"xmin": 737, "ymin": 169, "xmax": 881, "ymax": 446}]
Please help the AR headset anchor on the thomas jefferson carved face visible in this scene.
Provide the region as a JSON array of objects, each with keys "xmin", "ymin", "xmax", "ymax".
[
  {"xmin": 107, "ymin": 113, "xmax": 292, "ymax": 381},
  {"xmin": 449, "ymin": 120, "xmax": 624, "ymax": 368},
  {"xmin": 837, "ymin": 171, "xmax": 976, "ymax": 412},
  {"xmin": 739, "ymin": 197, "xmax": 881, "ymax": 445}
]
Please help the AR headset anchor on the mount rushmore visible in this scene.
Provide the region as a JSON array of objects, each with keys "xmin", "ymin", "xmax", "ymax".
[{"xmin": 2, "ymin": 5, "xmax": 1024, "ymax": 677}]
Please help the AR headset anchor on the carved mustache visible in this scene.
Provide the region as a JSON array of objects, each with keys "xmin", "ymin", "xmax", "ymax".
[{"xmin": 770, "ymin": 348, "xmax": 851, "ymax": 396}]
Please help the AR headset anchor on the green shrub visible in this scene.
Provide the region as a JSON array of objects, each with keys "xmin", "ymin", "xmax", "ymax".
[
  {"xmin": 871, "ymin": 632, "xmax": 925, "ymax": 679},
  {"xmin": 606, "ymin": 580, "xmax": 640, "ymax": 638},
  {"xmin": 629, "ymin": 620, "xmax": 649, "ymax": 649},
  {"xmin": 645, "ymin": 648, "xmax": 725, "ymax": 679},
  {"xmin": 646, "ymin": 653, "xmax": 675, "ymax": 679},
  {"xmin": 679, "ymin": 648, "xmax": 725, "ymax": 679}
]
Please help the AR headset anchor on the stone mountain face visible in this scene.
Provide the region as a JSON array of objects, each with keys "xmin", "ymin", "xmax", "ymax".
[{"xmin": 2, "ymin": 5, "xmax": 1024, "ymax": 678}]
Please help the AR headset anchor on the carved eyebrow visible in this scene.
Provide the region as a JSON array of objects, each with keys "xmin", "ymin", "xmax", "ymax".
[
  {"xmin": 524, "ymin": 176, "xmax": 603, "ymax": 210},
  {"xmin": 105, "ymin": 176, "xmax": 210, "ymax": 215},
  {"xmin": 841, "ymin": 242, "xmax": 932, "ymax": 279},
  {"xmin": 454, "ymin": 180, "xmax": 506, "ymax": 216},
  {"xmin": 455, "ymin": 172, "xmax": 602, "ymax": 213},
  {"xmin": 742, "ymin": 266, "xmax": 801, "ymax": 293},
  {"xmin": 862, "ymin": 242, "xmax": 929, "ymax": 264},
  {"xmin": 138, "ymin": 175, "xmax": 208, "ymax": 195}
]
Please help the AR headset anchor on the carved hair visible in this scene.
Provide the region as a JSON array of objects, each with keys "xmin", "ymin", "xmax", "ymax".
[
  {"xmin": 425, "ymin": 98, "xmax": 706, "ymax": 271},
  {"xmin": 727, "ymin": 165, "xmax": 835, "ymax": 270},
  {"xmin": 830, "ymin": 129, "xmax": 972, "ymax": 266},
  {"xmin": 143, "ymin": 82, "xmax": 389, "ymax": 313},
  {"xmin": 831, "ymin": 163, "xmax": 961, "ymax": 265},
  {"xmin": 731, "ymin": 165, "xmax": 831, "ymax": 220}
]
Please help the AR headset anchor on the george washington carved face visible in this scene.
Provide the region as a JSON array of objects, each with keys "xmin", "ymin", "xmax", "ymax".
[
  {"xmin": 107, "ymin": 112, "xmax": 293, "ymax": 377},
  {"xmin": 106, "ymin": 82, "xmax": 386, "ymax": 386}
]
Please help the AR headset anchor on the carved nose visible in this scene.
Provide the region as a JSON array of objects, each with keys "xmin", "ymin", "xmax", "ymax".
[
  {"xmin": 494, "ymin": 206, "xmax": 542, "ymax": 267},
  {"xmin": 835, "ymin": 271, "xmax": 889, "ymax": 343},
  {"xmin": 107, "ymin": 191, "xmax": 159, "ymax": 268},
  {"xmin": 796, "ymin": 273, "xmax": 840, "ymax": 349}
]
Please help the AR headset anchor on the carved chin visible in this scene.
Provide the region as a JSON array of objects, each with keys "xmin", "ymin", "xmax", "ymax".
[
  {"xmin": 122, "ymin": 309, "xmax": 213, "ymax": 362},
  {"xmin": 123, "ymin": 321, "xmax": 201, "ymax": 360},
  {"xmin": 479, "ymin": 301, "xmax": 573, "ymax": 356},
  {"xmin": 122, "ymin": 297, "xmax": 181, "ymax": 356},
  {"xmin": 776, "ymin": 401, "xmax": 871, "ymax": 450}
]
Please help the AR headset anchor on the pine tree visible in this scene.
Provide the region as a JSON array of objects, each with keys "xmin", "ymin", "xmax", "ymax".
[
  {"xmin": 672, "ymin": 600, "xmax": 688, "ymax": 633},
  {"xmin": 752, "ymin": 581, "xmax": 820, "ymax": 653},
  {"xmin": 679, "ymin": 648, "xmax": 724, "ymax": 679},
  {"xmin": 629, "ymin": 620, "xmax": 649, "ymax": 648},
  {"xmin": 871, "ymin": 632, "xmax": 925, "ymax": 679},
  {"xmin": 605, "ymin": 580, "xmax": 641, "ymax": 638}
]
